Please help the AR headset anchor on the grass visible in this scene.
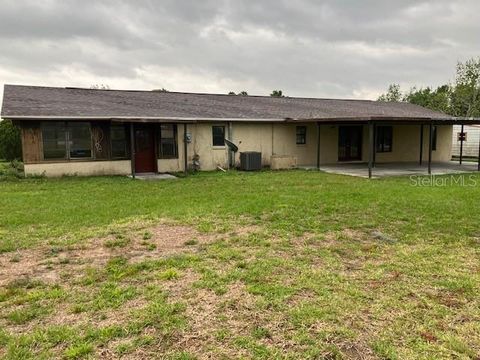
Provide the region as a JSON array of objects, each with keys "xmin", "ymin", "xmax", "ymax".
[{"xmin": 0, "ymin": 170, "xmax": 479, "ymax": 358}]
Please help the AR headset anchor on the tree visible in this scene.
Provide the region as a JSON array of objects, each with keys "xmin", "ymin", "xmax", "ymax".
[
  {"xmin": 377, "ymin": 84, "xmax": 402, "ymax": 102},
  {"xmin": 0, "ymin": 120, "xmax": 22, "ymax": 161},
  {"xmin": 403, "ymin": 85, "xmax": 452, "ymax": 115},
  {"xmin": 238, "ymin": 91, "xmax": 248, "ymax": 96},
  {"xmin": 270, "ymin": 90, "xmax": 284, "ymax": 97},
  {"xmin": 450, "ymin": 58, "xmax": 480, "ymax": 117},
  {"xmin": 228, "ymin": 91, "xmax": 236, "ymax": 95}
]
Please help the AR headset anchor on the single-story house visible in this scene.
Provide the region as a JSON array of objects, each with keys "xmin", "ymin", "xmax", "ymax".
[{"xmin": 1, "ymin": 84, "xmax": 479, "ymax": 178}]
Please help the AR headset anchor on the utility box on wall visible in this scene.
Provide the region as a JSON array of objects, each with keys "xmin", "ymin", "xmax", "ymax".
[{"xmin": 239, "ymin": 151, "xmax": 262, "ymax": 171}]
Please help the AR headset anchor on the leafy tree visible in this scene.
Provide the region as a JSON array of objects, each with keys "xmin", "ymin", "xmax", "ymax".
[
  {"xmin": 450, "ymin": 58, "xmax": 480, "ymax": 117},
  {"xmin": 377, "ymin": 84, "xmax": 402, "ymax": 102},
  {"xmin": 228, "ymin": 91, "xmax": 236, "ymax": 95},
  {"xmin": 238, "ymin": 91, "xmax": 248, "ymax": 96},
  {"xmin": 0, "ymin": 120, "xmax": 22, "ymax": 161},
  {"xmin": 270, "ymin": 90, "xmax": 284, "ymax": 97},
  {"xmin": 403, "ymin": 85, "xmax": 452, "ymax": 114}
]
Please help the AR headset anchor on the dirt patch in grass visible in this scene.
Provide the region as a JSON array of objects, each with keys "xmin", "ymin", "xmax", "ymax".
[{"xmin": 0, "ymin": 222, "xmax": 260, "ymax": 287}]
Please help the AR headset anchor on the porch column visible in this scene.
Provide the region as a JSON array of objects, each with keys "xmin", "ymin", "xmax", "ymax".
[
  {"xmin": 183, "ymin": 123, "xmax": 188, "ymax": 175},
  {"xmin": 368, "ymin": 121, "xmax": 374, "ymax": 178},
  {"xmin": 428, "ymin": 122, "xmax": 433, "ymax": 175},
  {"xmin": 316, "ymin": 122, "xmax": 321, "ymax": 169},
  {"xmin": 478, "ymin": 130, "xmax": 480, "ymax": 171},
  {"xmin": 419, "ymin": 124, "xmax": 424, "ymax": 165},
  {"xmin": 130, "ymin": 122, "xmax": 135, "ymax": 179},
  {"xmin": 459, "ymin": 124, "xmax": 464, "ymax": 164}
]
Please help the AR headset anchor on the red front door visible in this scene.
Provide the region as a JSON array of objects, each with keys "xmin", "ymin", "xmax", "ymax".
[{"xmin": 134, "ymin": 124, "xmax": 156, "ymax": 173}]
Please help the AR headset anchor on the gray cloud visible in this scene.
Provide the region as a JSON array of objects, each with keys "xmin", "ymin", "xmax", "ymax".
[{"xmin": 0, "ymin": 0, "xmax": 479, "ymax": 105}]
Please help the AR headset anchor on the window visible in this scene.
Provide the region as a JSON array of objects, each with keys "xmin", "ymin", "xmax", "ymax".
[
  {"xmin": 158, "ymin": 124, "xmax": 178, "ymax": 158},
  {"xmin": 432, "ymin": 126, "xmax": 437, "ymax": 151},
  {"xmin": 68, "ymin": 122, "xmax": 92, "ymax": 158},
  {"xmin": 42, "ymin": 122, "xmax": 67, "ymax": 159},
  {"xmin": 296, "ymin": 126, "xmax": 306, "ymax": 145},
  {"xmin": 42, "ymin": 121, "xmax": 92, "ymax": 160},
  {"xmin": 376, "ymin": 126, "xmax": 393, "ymax": 152},
  {"xmin": 212, "ymin": 126, "xmax": 225, "ymax": 146},
  {"xmin": 111, "ymin": 124, "xmax": 128, "ymax": 158}
]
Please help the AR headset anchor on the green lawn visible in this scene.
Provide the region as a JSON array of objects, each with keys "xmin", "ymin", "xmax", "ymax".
[{"xmin": 0, "ymin": 170, "xmax": 479, "ymax": 359}]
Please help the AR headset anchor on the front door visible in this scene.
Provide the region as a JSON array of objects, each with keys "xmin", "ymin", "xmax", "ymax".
[
  {"xmin": 134, "ymin": 124, "xmax": 156, "ymax": 173},
  {"xmin": 338, "ymin": 126, "xmax": 363, "ymax": 161}
]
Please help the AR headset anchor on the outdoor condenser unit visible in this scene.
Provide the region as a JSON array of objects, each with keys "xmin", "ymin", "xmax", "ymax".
[{"xmin": 240, "ymin": 151, "xmax": 262, "ymax": 171}]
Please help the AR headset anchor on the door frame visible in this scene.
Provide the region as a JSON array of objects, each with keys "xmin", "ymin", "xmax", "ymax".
[
  {"xmin": 133, "ymin": 123, "xmax": 158, "ymax": 173},
  {"xmin": 338, "ymin": 125, "xmax": 363, "ymax": 162}
]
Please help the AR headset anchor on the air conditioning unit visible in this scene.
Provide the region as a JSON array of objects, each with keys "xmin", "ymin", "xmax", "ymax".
[{"xmin": 240, "ymin": 152, "xmax": 262, "ymax": 171}]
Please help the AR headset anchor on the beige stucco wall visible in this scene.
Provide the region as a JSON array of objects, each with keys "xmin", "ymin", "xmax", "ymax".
[
  {"xmin": 182, "ymin": 123, "xmax": 453, "ymax": 171},
  {"xmin": 24, "ymin": 160, "xmax": 131, "ymax": 177}
]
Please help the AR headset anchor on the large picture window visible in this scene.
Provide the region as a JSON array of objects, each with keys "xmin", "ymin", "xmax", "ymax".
[
  {"xmin": 158, "ymin": 124, "xmax": 178, "ymax": 158},
  {"xmin": 212, "ymin": 126, "xmax": 225, "ymax": 146},
  {"xmin": 376, "ymin": 126, "xmax": 393, "ymax": 153},
  {"xmin": 111, "ymin": 124, "xmax": 129, "ymax": 158},
  {"xmin": 42, "ymin": 122, "xmax": 91, "ymax": 160}
]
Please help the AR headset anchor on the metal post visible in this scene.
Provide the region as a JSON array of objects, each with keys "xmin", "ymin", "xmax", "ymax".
[
  {"xmin": 419, "ymin": 124, "xmax": 424, "ymax": 165},
  {"xmin": 478, "ymin": 132, "xmax": 480, "ymax": 171},
  {"xmin": 372, "ymin": 123, "xmax": 376, "ymax": 168},
  {"xmin": 183, "ymin": 123, "xmax": 188, "ymax": 175},
  {"xmin": 428, "ymin": 122, "xmax": 433, "ymax": 175},
  {"xmin": 316, "ymin": 122, "xmax": 321, "ymax": 169},
  {"xmin": 368, "ymin": 122, "xmax": 374, "ymax": 178},
  {"xmin": 130, "ymin": 122, "xmax": 135, "ymax": 179},
  {"xmin": 459, "ymin": 124, "xmax": 464, "ymax": 165}
]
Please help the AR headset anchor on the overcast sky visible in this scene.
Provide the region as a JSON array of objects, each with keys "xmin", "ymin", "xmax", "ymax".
[{"xmin": 1, "ymin": 0, "xmax": 479, "ymax": 103}]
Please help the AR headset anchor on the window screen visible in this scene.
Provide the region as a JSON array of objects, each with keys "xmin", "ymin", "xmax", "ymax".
[
  {"xmin": 111, "ymin": 124, "xmax": 128, "ymax": 158},
  {"xmin": 42, "ymin": 122, "xmax": 67, "ymax": 159},
  {"xmin": 68, "ymin": 122, "xmax": 92, "ymax": 158}
]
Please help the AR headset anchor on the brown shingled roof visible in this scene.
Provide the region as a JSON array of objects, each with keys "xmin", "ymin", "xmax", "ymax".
[{"xmin": 1, "ymin": 84, "xmax": 454, "ymax": 122}]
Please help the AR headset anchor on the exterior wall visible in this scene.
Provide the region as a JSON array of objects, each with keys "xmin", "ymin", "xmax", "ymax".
[
  {"xmin": 375, "ymin": 124, "xmax": 453, "ymax": 163},
  {"xmin": 18, "ymin": 120, "xmax": 455, "ymax": 176},
  {"xmin": 451, "ymin": 125, "xmax": 480, "ymax": 157},
  {"xmin": 24, "ymin": 160, "xmax": 131, "ymax": 177}
]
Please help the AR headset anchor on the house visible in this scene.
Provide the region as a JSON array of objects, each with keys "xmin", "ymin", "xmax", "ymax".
[{"xmin": 1, "ymin": 84, "xmax": 479, "ymax": 178}]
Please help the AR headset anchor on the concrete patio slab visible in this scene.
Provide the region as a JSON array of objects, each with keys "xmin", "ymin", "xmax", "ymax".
[
  {"xmin": 129, "ymin": 173, "xmax": 178, "ymax": 180},
  {"xmin": 317, "ymin": 161, "xmax": 479, "ymax": 178}
]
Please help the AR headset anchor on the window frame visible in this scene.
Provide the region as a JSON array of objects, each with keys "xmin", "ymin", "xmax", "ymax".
[
  {"xmin": 296, "ymin": 126, "xmax": 307, "ymax": 145},
  {"xmin": 41, "ymin": 121, "xmax": 93, "ymax": 161},
  {"xmin": 158, "ymin": 124, "xmax": 178, "ymax": 159},
  {"xmin": 212, "ymin": 125, "xmax": 225, "ymax": 147},
  {"xmin": 376, "ymin": 126, "xmax": 393, "ymax": 153}
]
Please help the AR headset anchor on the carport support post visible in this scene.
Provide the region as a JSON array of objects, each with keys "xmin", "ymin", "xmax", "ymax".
[
  {"xmin": 428, "ymin": 122, "xmax": 433, "ymax": 175},
  {"xmin": 130, "ymin": 122, "xmax": 135, "ymax": 179},
  {"xmin": 459, "ymin": 124, "xmax": 464, "ymax": 164},
  {"xmin": 183, "ymin": 123, "xmax": 188, "ymax": 175},
  {"xmin": 419, "ymin": 124, "xmax": 424, "ymax": 165},
  {"xmin": 368, "ymin": 121, "xmax": 374, "ymax": 179},
  {"xmin": 316, "ymin": 122, "xmax": 321, "ymax": 169},
  {"xmin": 478, "ymin": 132, "xmax": 480, "ymax": 171}
]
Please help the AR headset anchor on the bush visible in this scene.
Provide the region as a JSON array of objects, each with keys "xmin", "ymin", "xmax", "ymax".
[
  {"xmin": 0, "ymin": 120, "xmax": 22, "ymax": 161},
  {"xmin": 0, "ymin": 160, "xmax": 24, "ymax": 180}
]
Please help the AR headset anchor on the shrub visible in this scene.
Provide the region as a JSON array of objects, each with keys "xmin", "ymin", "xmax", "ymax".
[{"xmin": 0, "ymin": 120, "xmax": 21, "ymax": 161}]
